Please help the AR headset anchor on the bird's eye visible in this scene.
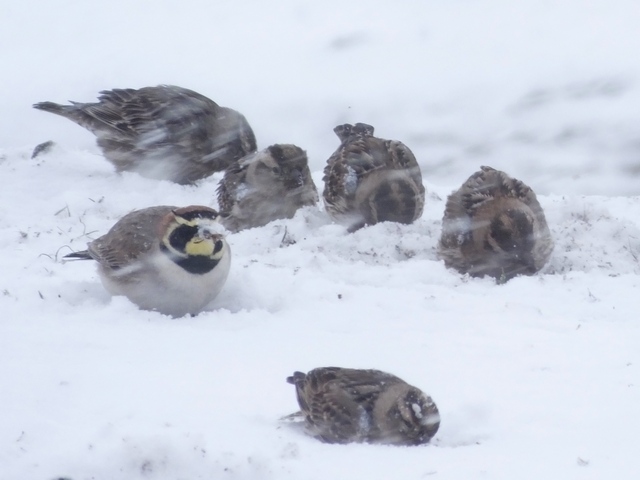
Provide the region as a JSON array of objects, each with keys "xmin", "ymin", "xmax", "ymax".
[
  {"xmin": 213, "ymin": 239, "xmax": 224, "ymax": 254},
  {"xmin": 272, "ymin": 166, "xmax": 281, "ymax": 175}
]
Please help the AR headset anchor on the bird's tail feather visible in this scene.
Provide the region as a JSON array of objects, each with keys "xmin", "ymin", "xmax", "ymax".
[
  {"xmin": 63, "ymin": 250, "xmax": 93, "ymax": 261},
  {"xmin": 33, "ymin": 101, "xmax": 71, "ymax": 116}
]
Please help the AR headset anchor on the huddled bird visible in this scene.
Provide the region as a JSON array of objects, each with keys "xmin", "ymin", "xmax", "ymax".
[
  {"xmin": 217, "ymin": 144, "xmax": 318, "ymax": 232},
  {"xmin": 286, "ymin": 367, "xmax": 440, "ymax": 445},
  {"xmin": 438, "ymin": 165, "xmax": 554, "ymax": 282},
  {"xmin": 33, "ymin": 85, "xmax": 257, "ymax": 184},
  {"xmin": 64, "ymin": 205, "xmax": 231, "ymax": 317},
  {"xmin": 322, "ymin": 122, "xmax": 425, "ymax": 232}
]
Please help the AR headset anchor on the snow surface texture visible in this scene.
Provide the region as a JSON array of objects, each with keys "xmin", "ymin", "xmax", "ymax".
[{"xmin": 2, "ymin": 1, "xmax": 640, "ymax": 479}]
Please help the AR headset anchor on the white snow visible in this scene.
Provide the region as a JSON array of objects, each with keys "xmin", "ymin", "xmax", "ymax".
[
  {"xmin": 2, "ymin": 0, "xmax": 640, "ymax": 479},
  {"xmin": 344, "ymin": 166, "xmax": 359, "ymax": 194}
]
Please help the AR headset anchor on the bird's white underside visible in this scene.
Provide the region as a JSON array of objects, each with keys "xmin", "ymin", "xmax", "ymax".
[{"xmin": 99, "ymin": 245, "xmax": 231, "ymax": 317}]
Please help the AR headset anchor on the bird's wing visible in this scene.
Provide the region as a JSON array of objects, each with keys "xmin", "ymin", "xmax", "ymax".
[{"xmin": 87, "ymin": 206, "xmax": 174, "ymax": 269}]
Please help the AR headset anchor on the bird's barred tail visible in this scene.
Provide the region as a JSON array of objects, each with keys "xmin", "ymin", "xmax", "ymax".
[
  {"xmin": 33, "ymin": 101, "xmax": 69, "ymax": 116},
  {"xmin": 33, "ymin": 100, "xmax": 104, "ymax": 135},
  {"xmin": 286, "ymin": 371, "xmax": 307, "ymax": 386},
  {"xmin": 63, "ymin": 250, "xmax": 93, "ymax": 261}
]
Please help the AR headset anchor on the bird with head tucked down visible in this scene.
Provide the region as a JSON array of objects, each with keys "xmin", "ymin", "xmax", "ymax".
[
  {"xmin": 438, "ymin": 166, "xmax": 553, "ymax": 282},
  {"xmin": 286, "ymin": 367, "xmax": 440, "ymax": 446},
  {"xmin": 34, "ymin": 85, "xmax": 256, "ymax": 184},
  {"xmin": 322, "ymin": 123, "xmax": 425, "ymax": 232},
  {"xmin": 217, "ymin": 144, "xmax": 318, "ymax": 232}
]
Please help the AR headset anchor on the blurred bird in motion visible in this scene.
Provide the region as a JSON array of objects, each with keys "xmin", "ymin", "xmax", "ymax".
[
  {"xmin": 438, "ymin": 166, "xmax": 553, "ymax": 282},
  {"xmin": 34, "ymin": 85, "xmax": 256, "ymax": 184},
  {"xmin": 323, "ymin": 122, "xmax": 425, "ymax": 232},
  {"xmin": 217, "ymin": 144, "xmax": 318, "ymax": 232}
]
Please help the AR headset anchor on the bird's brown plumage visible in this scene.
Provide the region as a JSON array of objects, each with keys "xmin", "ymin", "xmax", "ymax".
[
  {"xmin": 64, "ymin": 205, "xmax": 231, "ymax": 317},
  {"xmin": 217, "ymin": 144, "xmax": 318, "ymax": 232},
  {"xmin": 34, "ymin": 85, "xmax": 257, "ymax": 184},
  {"xmin": 287, "ymin": 367, "xmax": 440, "ymax": 445},
  {"xmin": 438, "ymin": 166, "xmax": 554, "ymax": 281},
  {"xmin": 323, "ymin": 123, "xmax": 425, "ymax": 231}
]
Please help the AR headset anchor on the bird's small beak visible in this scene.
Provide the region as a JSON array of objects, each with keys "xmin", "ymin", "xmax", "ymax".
[{"xmin": 197, "ymin": 227, "xmax": 213, "ymax": 240}]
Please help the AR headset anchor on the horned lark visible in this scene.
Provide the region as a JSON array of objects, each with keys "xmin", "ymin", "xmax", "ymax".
[
  {"xmin": 323, "ymin": 123, "xmax": 425, "ymax": 232},
  {"xmin": 217, "ymin": 144, "xmax": 318, "ymax": 232},
  {"xmin": 286, "ymin": 367, "xmax": 440, "ymax": 445},
  {"xmin": 65, "ymin": 205, "xmax": 231, "ymax": 316},
  {"xmin": 34, "ymin": 85, "xmax": 256, "ymax": 184},
  {"xmin": 438, "ymin": 166, "xmax": 553, "ymax": 282}
]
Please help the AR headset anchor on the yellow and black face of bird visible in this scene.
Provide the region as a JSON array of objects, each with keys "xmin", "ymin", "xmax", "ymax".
[
  {"xmin": 184, "ymin": 229, "xmax": 225, "ymax": 258},
  {"xmin": 161, "ymin": 207, "xmax": 227, "ymax": 274}
]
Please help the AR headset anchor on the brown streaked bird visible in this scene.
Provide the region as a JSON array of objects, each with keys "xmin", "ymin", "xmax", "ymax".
[
  {"xmin": 217, "ymin": 144, "xmax": 318, "ymax": 232},
  {"xmin": 286, "ymin": 367, "xmax": 440, "ymax": 446},
  {"xmin": 33, "ymin": 85, "xmax": 257, "ymax": 184},
  {"xmin": 64, "ymin": 205, "xmax": 231, "ymax": 317},
  {"xmin": 322, "ymin": 122, "xmax": 425, "ymax": 232},
  {"xmin": 438, "ymin": 166, "xmax": 553, "ymax": 282}
]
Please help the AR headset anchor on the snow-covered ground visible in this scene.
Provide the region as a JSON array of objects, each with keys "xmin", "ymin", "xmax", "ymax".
[{"xmin": 2, "ymin": 1, "xmax": 640, "ymax": 479}]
